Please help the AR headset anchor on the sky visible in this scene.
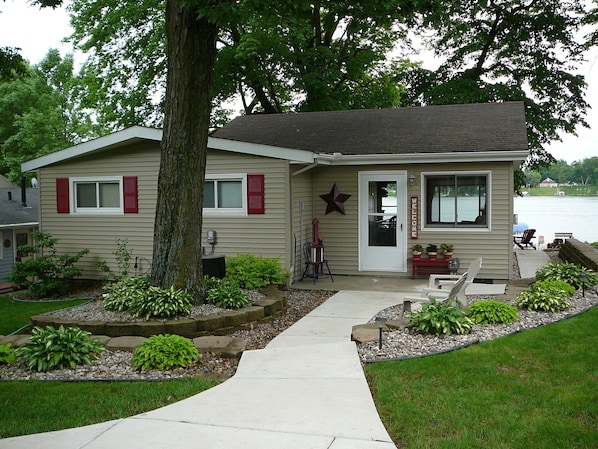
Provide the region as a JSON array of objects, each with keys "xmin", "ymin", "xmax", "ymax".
[{"xmin": 1, "ymin": 0, "xmax": 596, "ymax": 164}]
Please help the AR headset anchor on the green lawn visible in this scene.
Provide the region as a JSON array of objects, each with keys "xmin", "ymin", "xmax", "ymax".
[
  {"xmin": 0, "ymin": 378, "xmax": 217, "ymax": 438},
  {"xmin": 0, "ymin": 293, "xmax": 219, "ymax": 439},
  {"xmin": 0, "ymin": 294, "xmax": 89, "ymax": 335},
  {"xmin": 366, "ymin": 306, "xmax": 598, "ymax": 449}
]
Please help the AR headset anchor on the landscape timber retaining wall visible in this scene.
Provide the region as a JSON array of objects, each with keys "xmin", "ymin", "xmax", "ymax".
[
  {"xmin": 559, "ymin": 239, "xmax": 598, "ymax": 272},
  {"xmin": 30, "ymin": 287, "xmax": 288, "ymax": 339}
]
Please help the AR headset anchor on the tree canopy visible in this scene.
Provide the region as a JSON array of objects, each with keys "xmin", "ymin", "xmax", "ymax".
[
  {"xmin": 0, "ymin": 49, "xmax": 99, "ymax": 183},
  {"xmin": 406, "ymin": 0, "xmax": 591, "ymax": 169}
]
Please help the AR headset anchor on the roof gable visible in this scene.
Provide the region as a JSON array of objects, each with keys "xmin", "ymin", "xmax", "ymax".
[{"xmin": 212, "ymin": 102, "xmax": 528, "ymax": 155}]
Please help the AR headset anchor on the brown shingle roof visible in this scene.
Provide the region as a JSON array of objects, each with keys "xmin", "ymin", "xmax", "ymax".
[{"xmin": 212, "ymin": 102, "xmax": 528, "ymax": 155}]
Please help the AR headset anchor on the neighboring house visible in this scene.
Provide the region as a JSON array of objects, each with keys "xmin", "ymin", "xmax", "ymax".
[
  {"xmin": 539, "ymin": 177, "xmax": 558, "ymax": 188},
  {"xmin": 21, "ymin": 102, "xmax": 529, "ymax": 283},
  {"xmin": 0, "ymin": 175, "xmax": 39, "ymax": 283}
]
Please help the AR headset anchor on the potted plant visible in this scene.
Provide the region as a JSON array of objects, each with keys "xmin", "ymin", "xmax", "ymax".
[
  {"xmin": 440, "ymin": 243, "xmax": 454, "ymax": 259},
  {"xmin": 426, "ymin": 244, "xmax": 438, "ymax": 260},
  {"xmin": 411, "ymin": 244, "xmax": 423, "ymax": 259}
]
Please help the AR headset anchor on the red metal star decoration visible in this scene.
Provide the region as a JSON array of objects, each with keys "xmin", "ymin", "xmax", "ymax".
[{"xmin": 320, "ymin": 183, "xmax": 351, "ymax": 215}]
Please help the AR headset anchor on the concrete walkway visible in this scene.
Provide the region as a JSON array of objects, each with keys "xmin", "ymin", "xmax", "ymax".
[
  {"xmin": 1, "ymin": 290, "xmax": 426, "ymax": 449},
  {"xmin": 1, "ymin": 251, "xmax": 548, "ymax": 449}
]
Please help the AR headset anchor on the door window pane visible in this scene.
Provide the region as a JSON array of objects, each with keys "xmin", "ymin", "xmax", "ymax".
[{"xmin": 368, "ymin": 181, "xmax": 397, "ymax": 247}]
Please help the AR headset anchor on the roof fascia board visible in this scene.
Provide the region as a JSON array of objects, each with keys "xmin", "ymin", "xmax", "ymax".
[
  {"xmin": 208, "ymin": 137, "xmax": 315, "ymax": 163},
  {"xmin": 315, "ymin": 150, "xmax": 530, "ymax": 165},
  {"xmin": 22, "ymin": 126, "xmax": 162, "ymax": 172}
]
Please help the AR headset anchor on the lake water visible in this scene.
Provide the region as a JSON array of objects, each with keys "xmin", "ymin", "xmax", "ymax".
[{"xmin": 514, "ymin": 196, "xmax": 598, "ymax": 244}]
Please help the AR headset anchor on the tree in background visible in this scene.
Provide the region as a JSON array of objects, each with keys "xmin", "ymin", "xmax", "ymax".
[
  {"xmin": 528, "ymin": 157, "xmax": 598, "ymax": 187},
  {"xmin": 0, "ymin": 46, "xmax": 28, "ymax": 81},
  {"xmin": 405, "ymin": 0, "xmax": 591, "ymax": 173},
  {"xmin": 0, "ymin": 50, "xmax": 99, "ymax": 183}
]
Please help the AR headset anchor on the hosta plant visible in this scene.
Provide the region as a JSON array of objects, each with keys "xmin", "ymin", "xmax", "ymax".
[
  {"xmin": 535, "ymin": 262, "xmax": 597, "ymax": 289},
  {"xmin": 15, "ymin": 326, "xmax": 104, "ymax": 372},
  {"xmin": 130, "ymin": 285, "xmax": 193, "ymax": 320},
  {"xmin": 132, "ymin": 334, "xmax": 200, "ymax": 371},
  {"xmin": 467, "ymin": 300, "xmax": 518, "ymax": 325},
  {"xmin": 103, "ymin": 275, "xmax": 151, "ymax": 312},
  {"xmin": 407, "ymin": 299, "xmax": 475, "ymax": 336},
  {"xmin": 517, "ymin": 280, "xmax": 576, "ymax": 312},
  {"xmin": 207, "ymin": 278, "xmax": 251, "ymax": 309},
  {"xmin": 0, "ymin": 343, "xmax": 16, "ymax": 365}
]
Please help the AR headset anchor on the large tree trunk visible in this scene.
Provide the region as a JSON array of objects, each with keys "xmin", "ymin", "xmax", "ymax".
[{"xmin": 151, "ymin": 0, "xmax": 218, "ymax": 300}]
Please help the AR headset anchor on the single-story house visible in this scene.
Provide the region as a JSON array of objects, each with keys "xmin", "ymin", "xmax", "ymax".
[
  {"xmin": 539, "ymin": 177, "xmax": 558, "ymax": 188},
  {"xmin": 21, "ymin": 102, "xmax": 529, "ymax": 283},
  {"xmin": 0, "ymin": 175, "xmax": 39, "ymax": 283}
]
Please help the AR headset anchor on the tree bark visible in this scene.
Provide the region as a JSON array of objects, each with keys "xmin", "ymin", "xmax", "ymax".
[{"xmin": 151, "ymin": 0, "xmax": 218, "ymax": 300}]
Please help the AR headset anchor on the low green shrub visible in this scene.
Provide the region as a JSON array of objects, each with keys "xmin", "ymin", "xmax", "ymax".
[
  {"xmin": 535, "ymin": 262, "xmax": 597, "ymax": 289},
  {"xmin": 517, "ymin": 280, "xmax": 575, "ymax": 312},
  {"xmin": 467, "ymin": 300, "xmax": 519, "ymax": 325},
  {"xmin": 103, "ymin": 275, "xmax": 151, "ymax": 312},
  {"xmin": 130, "ymin": 286, "xmax": 193, "ymax": 320},
  {"xmin": 15, "ymin": 326, "xmax": 104, "ymax": 372},
  {"xmin": 131, "ymin": 334, "xmax": 200, "ymax": 371},
  {"xmin": 0, "ymin": 343, "xmax": 16, "ymax": 365},
  {"xmin": 8, "ymin": 232, "xmax": 89, "ymax": 298},
  {"xmin": 407, "ymin": 299, "xmax": 475, "ymax": 336},
  {"xmin": 207, "ymin": 278, "xmax": 251, "ymax": 309},
  {"xmin": 226, "ymin": 254, "xmax": 289, "ymax": 289}
]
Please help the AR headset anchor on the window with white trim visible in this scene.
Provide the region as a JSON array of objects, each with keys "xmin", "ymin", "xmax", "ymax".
[
  {"xmin": 203, "ymin": 174, "xmax": 247, "ymax": 215},
  {"xmin": 424, "ymin": 172, "xmax": 489, "ymax": 228},
  {"xmin": 71, "ymin": 177, "xmax": 123, "ymax": 215}
]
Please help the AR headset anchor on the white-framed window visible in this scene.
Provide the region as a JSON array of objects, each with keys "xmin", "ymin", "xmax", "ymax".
[
  {"xmin": 203, "ymin": 174, "xmax": 247, "ymax": 216},
  {"xmin": 423, "ymin": 171, "xmax": 490, "ymax": 229},
  {"xmin": 71, "ymin": 177, "xmax": 124, "ymax": 215}
]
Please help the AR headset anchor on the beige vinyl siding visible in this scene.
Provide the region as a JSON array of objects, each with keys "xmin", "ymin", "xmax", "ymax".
[
  {"xmin": 38, "ymin": 142, "xmax": 159, "ymax": 278},
  {"xmin": 294, "ymin": 162, "xmax": 515, "ymax": 281},
  {"xmin": 203, "ymin": 151, "xmax": 291, "ymax": 269},
  {"xmin": 37, "ymin": 144, "xmax": 292, "ymax": 280},
  {"xmin": 290, "ymin": 167, "xmax": 317, "ymax": 281},
  {"xmin": 413, "ymin": 162, "xmax": 515, "ymax": 281}
]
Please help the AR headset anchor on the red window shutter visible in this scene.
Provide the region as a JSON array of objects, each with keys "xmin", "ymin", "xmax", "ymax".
[
  {"xmin": 247, "ymin": 174, "xmax": 265, "ymax": 214},
  {"xmin": 123, "ymin": 176, "xmax": 138, "ymax": 213},
  {"xmin": 56, "ymin": 178, "xmax": 70, "ymax": 213}
]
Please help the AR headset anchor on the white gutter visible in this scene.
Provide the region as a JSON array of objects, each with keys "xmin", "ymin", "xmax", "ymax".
[
  {"xmin": 0, "ymin": 222, "xmax": 39, "ymax": 229},
  {"xmin": 292, "ymin": 160, "xmax": 321, "ymax": 176},
  {"xmin": 315, "ymin": 150, "xmax": 529, "ymax": 165}
]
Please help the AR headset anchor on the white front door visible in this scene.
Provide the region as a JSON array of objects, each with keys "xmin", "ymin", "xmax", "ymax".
[{"xmin": 359, "ymin": 171, "xmax": 407, "ymax": 272}]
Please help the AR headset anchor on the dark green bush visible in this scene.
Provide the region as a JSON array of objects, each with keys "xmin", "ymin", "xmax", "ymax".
[
  {"xmin": 0, "ymin": 343, "xmax": 16, "ymax": 365},
  {"xmin": 15, "ymin": 326, "xmax": 104, "ymax": 372},
  {"xmin": 226, "ymin": 254, "xmax": 289, "ymax": 289},
  {"xmin": 207, "ymin": 278, "xmax": 251, "ymax": 309},
  {"xmin": 517, "ymin": 280, "xmax": 576, "ymax": 312},
  {"xmin": 467, "ymin": 300, "xmax": 518, "ymax": 325},
  {"xmin": 131, "ymin": 334, "xmax": 200, "ymax": 371},
  {"xmin": 535, "ymin": 262, "xmax": 597, "ymax": 289},
  {"xmin": 8, "ymin": 232, "xmax": 89, "ymax": 298},
  {"xmin": 407, "ymin": 299, "xmax": 475, "ymax": 336}
]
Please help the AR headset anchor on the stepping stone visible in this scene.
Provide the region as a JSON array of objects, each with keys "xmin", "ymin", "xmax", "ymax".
[
  {"xmin": 352, "ymin": 323, "xmax": 388, "ymax": 344},
  {"xmin": 193, "ymin": 336, "xmax": 246, "ymax": 358},
  {"xmin": 106, "ymin": 336, "xmax": 146, "ymax": 352}
]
